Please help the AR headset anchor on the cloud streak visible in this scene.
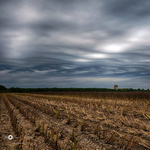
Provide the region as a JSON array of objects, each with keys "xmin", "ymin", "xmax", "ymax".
[{"xmin": 0, "ymin": 0, "xmax": 150, "ymax": 88}]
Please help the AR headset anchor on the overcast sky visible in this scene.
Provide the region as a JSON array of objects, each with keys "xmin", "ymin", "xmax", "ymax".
[{"xmin": 0, "ymin": 0, "xmax": 150, "ymax": 88}]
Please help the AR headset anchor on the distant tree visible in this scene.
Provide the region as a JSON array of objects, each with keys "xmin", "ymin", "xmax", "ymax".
[
  {"xmin": 9, "ymin": 87, "xmax": 24, "ymax": 92},
  {"xmin": 0, "ymin": 85, "xmax": 7, "ymax": 91}
]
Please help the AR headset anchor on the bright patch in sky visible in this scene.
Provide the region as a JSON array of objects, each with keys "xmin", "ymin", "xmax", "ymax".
[
  {"xmin": 74, "ymin": 59, "xmax": 91, "ymax": 62},
  {"xmin": 103, "ymin": 44, "xmax": 128, "ymax": 53},
  {"xmin": 84, "ymin": 53, "xmax": 108, "ymax": 59},
  {"xmin": 15, "ymin": 5, "xmax": 40, "ymax": 23}
]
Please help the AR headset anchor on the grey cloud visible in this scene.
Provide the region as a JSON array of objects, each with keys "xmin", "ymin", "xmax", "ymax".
[
  {"xmin": 0, "ymin": 0, "xmax": 150, "ymax": 88},
  {"xmin": 103, "ymin": 1, "xmax": 150, "ymax": 19}
]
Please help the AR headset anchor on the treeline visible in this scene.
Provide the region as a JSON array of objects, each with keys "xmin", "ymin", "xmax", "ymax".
[
  {"xmin": 0, "ymin": 85, "xmax": 149, "ymax": 92},
  {"xmin": 0, "ymin": 85, "xmax": 7, "ymax": 92}
]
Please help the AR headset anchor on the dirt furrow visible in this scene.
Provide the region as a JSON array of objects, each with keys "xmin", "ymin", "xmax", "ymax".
[{"xmin": 6, "ymin": 94, "xmax": 109, "ymax": 149}]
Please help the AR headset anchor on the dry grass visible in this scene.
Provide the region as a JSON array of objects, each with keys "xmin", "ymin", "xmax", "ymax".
[{"xmin": 0, "ymin": 92, "xmax": 150, "ymax": 149}]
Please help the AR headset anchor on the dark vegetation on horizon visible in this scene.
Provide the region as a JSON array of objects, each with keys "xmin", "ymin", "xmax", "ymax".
[{"xmin": 0, "ymin": 85, "xmax": 149, "ymax": 93}]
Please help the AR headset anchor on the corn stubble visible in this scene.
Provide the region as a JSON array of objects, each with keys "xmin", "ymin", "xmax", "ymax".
[{"xmin": 1, "ymin": 92, "xmax": 150, "ymax": 149}]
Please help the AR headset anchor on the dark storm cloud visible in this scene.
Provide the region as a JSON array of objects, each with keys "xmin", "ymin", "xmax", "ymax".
[
  {"xmin": 0, "ymin": 0, "xmax": 150, "ymax": 88},
  {"xmin": 104, "ymin": 0, "xmax": 150, "ymax": 19}
]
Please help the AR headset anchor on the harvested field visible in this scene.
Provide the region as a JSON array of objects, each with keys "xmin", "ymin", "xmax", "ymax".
[{"xmin": 0, "ymin": 92, "xmax": 150, "ymax": 150}]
